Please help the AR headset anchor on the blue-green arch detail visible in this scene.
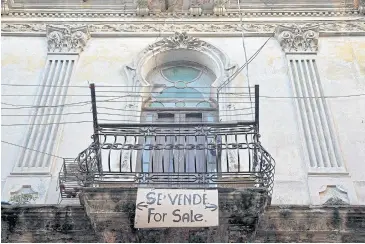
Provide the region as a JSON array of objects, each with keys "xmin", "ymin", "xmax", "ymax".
[
  {"xmin": 156, "ymin": 87, "xmax": 204, "ymax": 99},
  {"xmin": 161, "ymin": 66, "xmax": 201, "ymax": 82}
]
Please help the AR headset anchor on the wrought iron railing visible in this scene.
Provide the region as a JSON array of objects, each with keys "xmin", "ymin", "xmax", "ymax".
[
  {"xmin": 58, "ymin": 158, "xmax": 82, "ymax": 200},
  {"xmin": 58, "ymin": 84, "xmax": 275, "ymax": 199}
]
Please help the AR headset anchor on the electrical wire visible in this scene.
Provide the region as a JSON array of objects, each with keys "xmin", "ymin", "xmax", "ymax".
[
  {"xmin": 3, "ymin": 90, "xmax": 365, "ymax": 100},
  {"xmin": 259, "ymin": 94, "xmax": 365, "ymax": 98},
  {"xmin": 237, "ymin": 0, "xmax": 253, "ymax": 116},
  {"xmin": 1, "ymin": 111, "xmax": 92, "ymax": 117},
  {"xmin": 1, "ymin": 84, "xmax": 90, "ymax": 88},
  {"xmin": 1, "ymin": 101, "xmax": 91, "ymax": 109},
  {"xmin": 2, "ymin": 92, "xmax": 364, "ymax": 112},
  {"xmin": 218, "ymin": 36, "xmax": 272, "ymax": 90},
  {"xmin": 1, "ymin": 84, "xmax": 255, "ymax": 89},
  {"xmin": 2, "ymin": 89, "xmax": 364, "ymax": 126},
  {"xmin": 1, "ymin": 91, "xmax": 254, "ymax": 96},
  {"xmin": 1, "ymin": 94, "xmax": 142, "ymax": 109},
  {"xmin": 1, "ymin": 107, "xmax": 255, "ymax": 118},
  {"xmin": 227, "ymin": 36, "xmax": 272, "ymax": 84},
  {"xmin": 1, "ymin": 121, "xmax": 94, "ymax": 126},
  {"xmin": 2, "ymin": 117, "xmax": 177, "ymax": 126},
  {"xmin": 1, "ymin": 140, "xmax": 64, "ymax": 159}
]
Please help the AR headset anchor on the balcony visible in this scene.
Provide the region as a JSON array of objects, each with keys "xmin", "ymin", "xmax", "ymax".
[{"xmin": 58, "ymin": 84, "xmax": 275, "ymax": 202}]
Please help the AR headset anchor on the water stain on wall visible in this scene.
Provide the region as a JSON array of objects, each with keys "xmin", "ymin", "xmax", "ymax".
[{"xmin": 1, "ymin": 55, "xmax": 45, "ymax": 72}]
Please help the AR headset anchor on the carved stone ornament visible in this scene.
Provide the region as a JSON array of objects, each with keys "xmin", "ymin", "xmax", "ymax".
[
  {"xmin": 275, "ymin": 24, "xmax": 319, "ymax": 53},
  {"xmin": 319, "ymin": 185, "xmax": 350, "ymax": 205},
  {"xmin": 10, "ymin": 185, "xmax": 38, "ymax": 196},
  {"xmin": 148, "ymin": 32, "xmax": 206, "ymax": 52},
  {"xmin": 47, "ymin": 25, "xmax": 90, "ymax": 53}
]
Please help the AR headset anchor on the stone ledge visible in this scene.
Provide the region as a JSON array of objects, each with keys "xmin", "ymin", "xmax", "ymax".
[
  {"xmin": 1, "ymin": 204, "xmax": 97, "ymax": 243},
  {"xmin": 255, "ymin": 205, "xmax": 365, "ymax": 242},
  {"xmin": 2, "ymin": 201, "xmax": 365, "ymax": 242},
  {"xmin": 80, "ymin": 187, "xmax": 269, "ymax": 242}
]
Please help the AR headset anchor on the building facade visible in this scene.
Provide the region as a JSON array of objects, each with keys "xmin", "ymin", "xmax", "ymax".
[{"xmin": 1, "ymin": 1, "xmax": 365, "ymax": 241}]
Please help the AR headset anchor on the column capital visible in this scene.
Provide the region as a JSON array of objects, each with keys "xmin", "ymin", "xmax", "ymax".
[
  {"xmin": 47, "ymin": 25, "xmax": 90, "ymax": 54},
  {"xmin": 274, "ymin": 24, "xmax": 319, "ymax": 54}
]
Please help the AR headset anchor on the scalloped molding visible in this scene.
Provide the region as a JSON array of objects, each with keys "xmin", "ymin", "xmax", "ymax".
[{"xmin": 2, "ymin": 21, "xmax": 365, "ymax": 36}]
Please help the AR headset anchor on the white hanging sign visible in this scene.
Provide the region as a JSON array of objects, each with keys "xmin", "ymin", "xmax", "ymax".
[{"xmin": 134, "ymin": 188, "xmax": 219, "ymax": 228}]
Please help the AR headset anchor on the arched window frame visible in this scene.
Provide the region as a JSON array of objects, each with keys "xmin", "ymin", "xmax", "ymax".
[
  {"xmin": 120, "ymin": 33, "xmax": 237, "ymax": 177},
  {"xmin": 122, "ymin": 32, "xmax": 237, "ymax": 124}
]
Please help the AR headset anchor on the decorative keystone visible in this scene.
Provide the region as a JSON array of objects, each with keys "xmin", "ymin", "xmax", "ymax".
[
  {"xmin": 148, "ymin": 32, "xmax": 207, "ymax": 51},
  {"xmin": 275, "ymin": 24, "xmax": 319, "ymax": 53},
  {"xmin": 47, "ymin": 25, "xmax": 90, "ymax": 53}
]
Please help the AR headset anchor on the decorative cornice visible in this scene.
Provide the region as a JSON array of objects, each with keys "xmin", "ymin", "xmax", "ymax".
[
  {"xmin": 2, "ymin": 21, "xmax": 365, "ymax": 37},
  {"xmin": 46, "ymin": 25, "xmax": 90, "ymax": 53},
  {"xmin": 275, "ymin": 24, "xmax": 319, "ymax": 53}
]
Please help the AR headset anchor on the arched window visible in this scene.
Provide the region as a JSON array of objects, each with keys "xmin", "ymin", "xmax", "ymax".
[
  {"xmin": 144, "ymin": 61, "xmax": 217, "ymax": 110},
  {"xmin": 139, "ymin": 61, "xmax": 219, "ymax": 174}
]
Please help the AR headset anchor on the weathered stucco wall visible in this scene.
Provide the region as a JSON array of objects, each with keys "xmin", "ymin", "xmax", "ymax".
[
  {"xmin": 0, "ymin": 37, "xmax": 58, "ymax": 205},
  {"xmin": 317, "ymin": 37, "xmax": 365, "ymax": 205},
  {"xmin": 1, "ymin": 35, "xmax": 364, "ymax": 206},
  {"xmin": 1, "ymin": 37, "xmax": 47, "ymax": 183},
  {"xmin": 2, "ymin": 203, "xmax": 365, "ymax": 243},
  {"xmin": 56, "ymin": 37, "xmax": 309, "ymax": 206}
]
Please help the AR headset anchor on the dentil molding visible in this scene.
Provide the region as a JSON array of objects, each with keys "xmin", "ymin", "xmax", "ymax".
[
  {"xmin": 47, "ymin": 25, "xmax": 90, "ymax": 53},
  {"xmin": 275, "ymin": 24, "xmax": 319, "ymax": 53},
  {"xmin": 2, "ymin": 21, "xmax": 365, "ymax": 36},
  {"xmin": 0, "ymin": 9, "xmax": 361, "ymax": 18}
]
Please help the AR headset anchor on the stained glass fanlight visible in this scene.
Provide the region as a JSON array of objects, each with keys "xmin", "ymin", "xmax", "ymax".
[
  {"xmin": 161, "ymin": 66, "xmax": 201, "ymax": 83},
  {"xmin": 147, "ymin": 63, "xmax": 215, "ymax": 108}
]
